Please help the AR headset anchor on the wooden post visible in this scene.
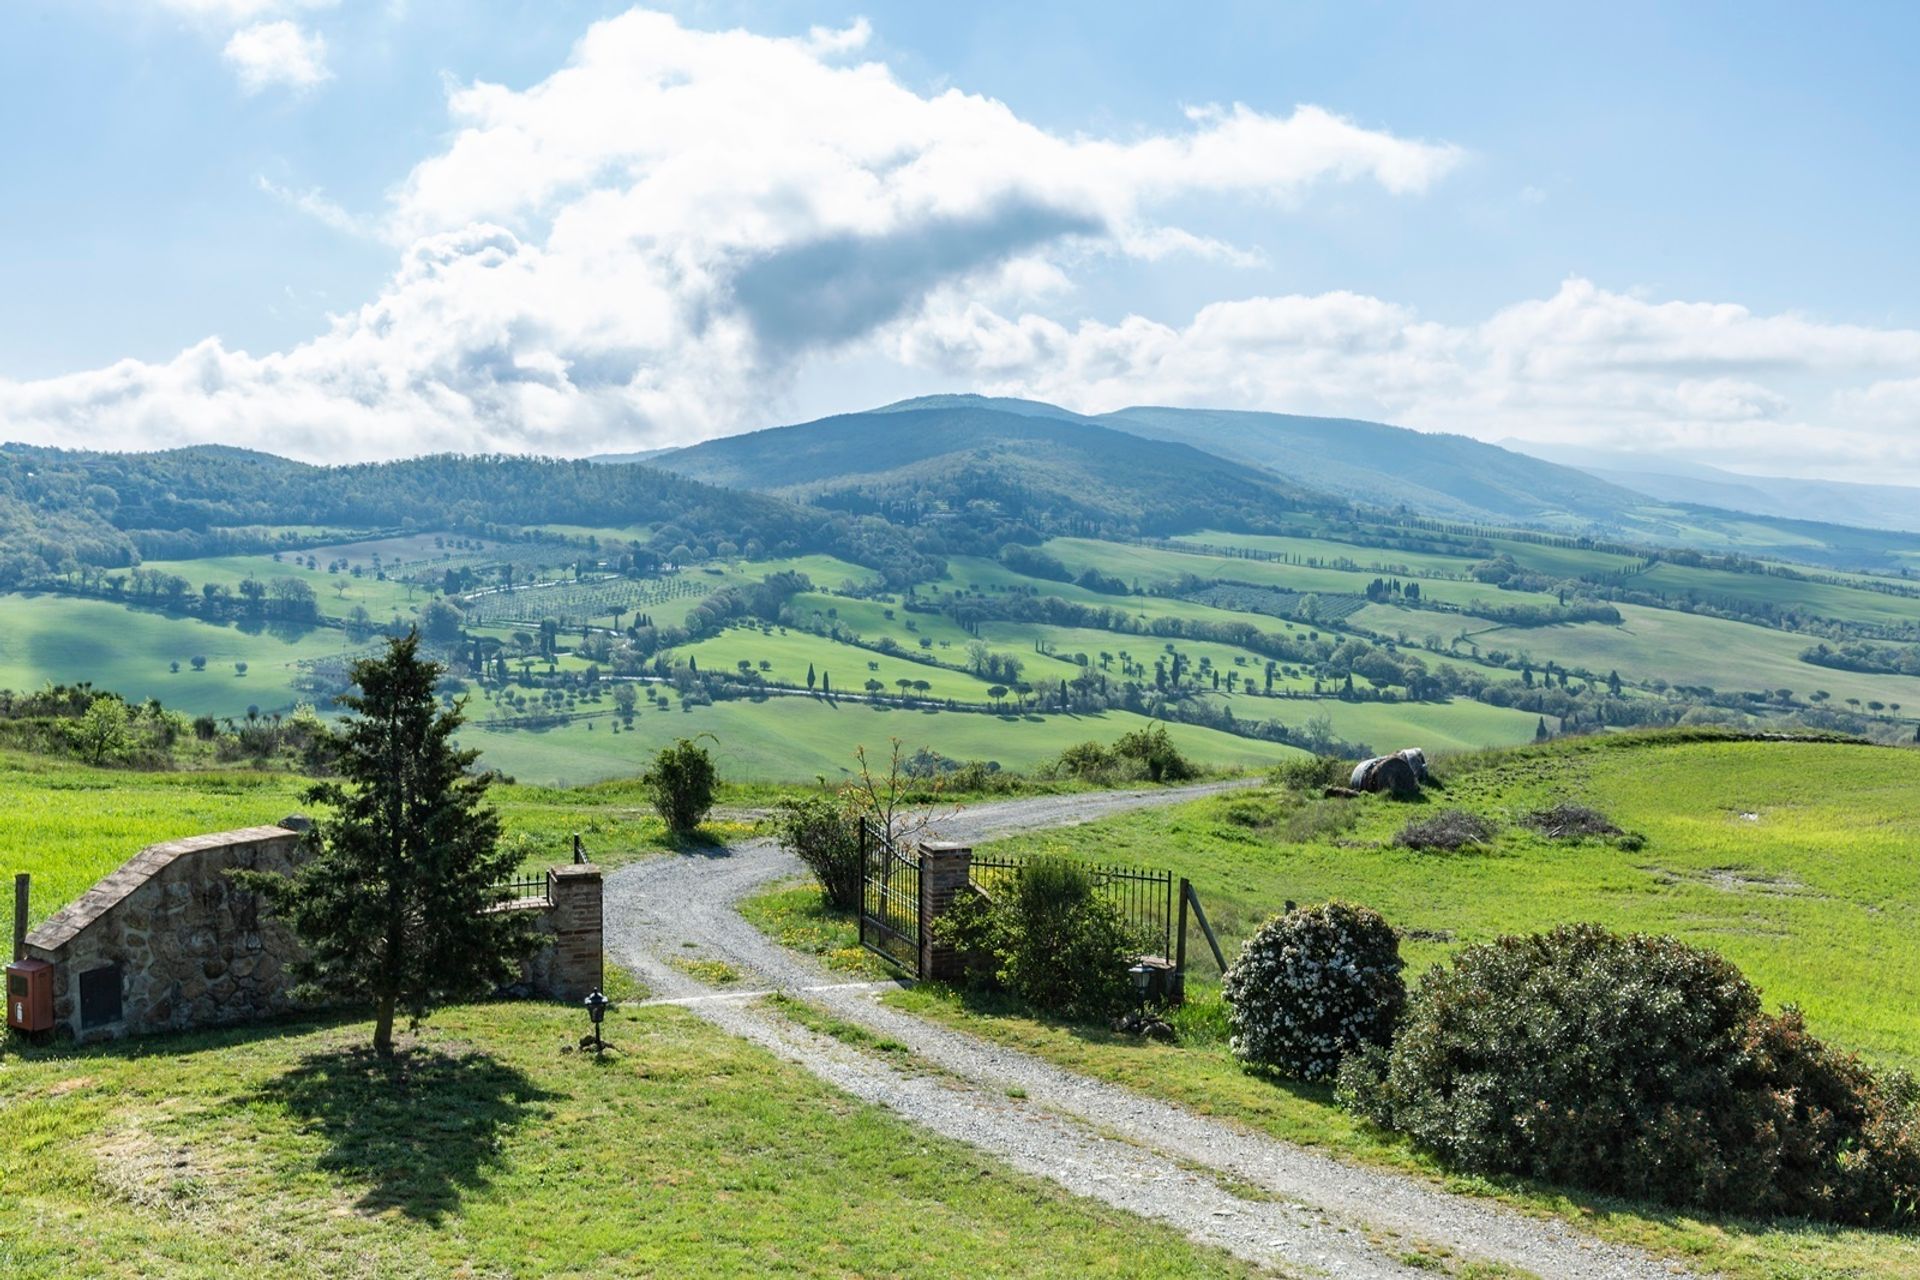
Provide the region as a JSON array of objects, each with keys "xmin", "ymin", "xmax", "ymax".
[{"xmin": 13, "ymin": 873, "xmax": 28, "ymax": 962}]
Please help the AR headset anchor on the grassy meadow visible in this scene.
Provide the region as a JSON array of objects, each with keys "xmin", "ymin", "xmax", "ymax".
[
  {"xmin": 0, "ymin": 1001, "xmax": 1254, "ymax": 1279},
  {"xmin": 843, "ymin": 730, "xmax": 1920, "ymax": 1279}
]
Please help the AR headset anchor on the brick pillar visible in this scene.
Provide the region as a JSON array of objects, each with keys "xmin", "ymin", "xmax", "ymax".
[
  {"xmin": 546, "ymin": 863, "xmax": 603, "ymax": 1000},
  {"xmin": 917, "ymin": 841, "xmax": 972, "ymax": 981}
]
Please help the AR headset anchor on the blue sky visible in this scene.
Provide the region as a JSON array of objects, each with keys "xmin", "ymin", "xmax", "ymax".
[{"xmin": 4, "ymin": 1, "xmax": 1919, "ymax": 477}]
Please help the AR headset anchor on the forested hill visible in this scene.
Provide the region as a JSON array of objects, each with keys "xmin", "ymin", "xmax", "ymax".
[
  {"xmin": 0, "ymin": 447, "xmax": 935, "ymax": 585},
  {"xmin": 1094, "ymin": 405, "xmax": 1643, "ymax": 524},
  {"xmin": 640, "ymin": 403, "xmax": 1342, "ymax": 540}
]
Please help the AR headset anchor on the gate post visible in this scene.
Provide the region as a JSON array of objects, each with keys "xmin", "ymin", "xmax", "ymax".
[{"xmin": 917, "ymin": 841, "xmax": 972, "ymax": 981}]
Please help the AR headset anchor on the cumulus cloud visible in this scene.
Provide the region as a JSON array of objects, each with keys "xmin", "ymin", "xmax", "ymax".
[
  {"xmin": 222, "ymin": 20, "xmax": 330, "ymax": 93},
  {"xmin": 0, "ymin": 7, "xmax": 1456, "ymax": 460},
  {"xmin": 17, "ymin": 7, "xmax": 1919, "ymax": 481},
  {"xmin": 890, "ymin": 278, "xmax": 1920, "ymax": 480}
]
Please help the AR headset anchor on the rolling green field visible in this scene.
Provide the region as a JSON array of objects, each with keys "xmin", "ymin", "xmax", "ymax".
[
  {"xmin": 671, "ymin": 623, "xmax": 995, "ymax": 701},
  {"xmin": 0, "ymin": 1001, "xmax": 1252, "ymax": 1279},
  {"xmin": 988, "ymin": 732, "xmax": 1920, "ymax": 1069},
  {"xmin": 0, "ymin": 595, "xmax": 368, "ymax": 716},
  {"xmin": 458, "ymin": 695, "xmax": 1296, "ymax": 786}
]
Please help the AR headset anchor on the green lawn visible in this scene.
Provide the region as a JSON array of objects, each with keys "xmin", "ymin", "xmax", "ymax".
[
  {"xmin": 828, "ymin": 730, "xmax": 1920, "ymax": 1280},
  {"xmin": 0, "ymin": 1000, "xmax": 1254, "ymax": 1279}
]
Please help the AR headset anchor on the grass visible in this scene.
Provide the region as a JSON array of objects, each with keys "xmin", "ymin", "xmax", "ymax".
[
  {"xmin": 987, "ymin": 732, "xmax": 1920, "ymax": 1067},
  {"xmin": 0, "ymin": 999, "xmax": 1258, "ymax": 1278},
  {"xmin": 736, "ymin": 880, "xmax": 898, "ymax": 979},
  {"xmin": 456, "ymin": 695, "xmax": 1296, "ymax": 786},
  {"xmin": 0, "ymin": 594, "xmax": 364, "ymax": 717},
  {"xmin": 670, "ymin": 620, "xmax": 998, "ymax": 701},
  {"xmin": 0, "ymin": 750, "xmax": 753, "ymax": 929},
  {"xmin": 739, "ymin": 857, "xmax": 1920, "ymax": 1277},
  {"xmin": 883, "ymin": 984, "xmax": 1920, "ymax": 1279}
]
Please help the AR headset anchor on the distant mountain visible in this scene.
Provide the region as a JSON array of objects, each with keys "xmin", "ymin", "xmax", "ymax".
[
  {"xmin": 1508, "ymin": 441, "xmax": 1920, "ymax": 536},
  {"xmin": 643, "ymin": 402, "xmax": 1336, "ymax": 537},
  {"xmin": 1091, "ymin": 405, "xmax": 1645, "ymax": 525}
]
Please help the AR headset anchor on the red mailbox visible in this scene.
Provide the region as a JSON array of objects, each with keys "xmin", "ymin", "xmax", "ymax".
[{"xmin": 6, "ymin": 958, "xmax": 53, "ymax": 1034}]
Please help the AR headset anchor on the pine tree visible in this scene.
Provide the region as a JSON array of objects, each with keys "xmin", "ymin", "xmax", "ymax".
[
  {"xmin": 1535, "ymin": 715, "xmax": 1550, "ymax": 741},
  {"xmin": 243, "ymin": 633, "xmax": 532, "ymax": 1057},
  {"xmin": 806, "ymin": 662, "xmax": 816, "ymax": 691}
]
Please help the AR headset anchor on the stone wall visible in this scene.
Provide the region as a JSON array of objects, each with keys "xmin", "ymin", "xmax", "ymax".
[
  {"xmin": 23, "ymin": 830, "xmax": 606, "ymax": 1043},
  {"xmin": 24, "ymin": 827, "xmax": 306, "ymax": 1043}
]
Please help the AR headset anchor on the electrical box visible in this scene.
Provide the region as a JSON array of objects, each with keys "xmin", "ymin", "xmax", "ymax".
[{"xmin": 6, "ymin": 958, "xmax": 53, "ymax": 1034}]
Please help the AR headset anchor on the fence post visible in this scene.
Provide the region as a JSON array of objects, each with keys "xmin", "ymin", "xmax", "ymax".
[
  {"xmin": 1174, "ymin": 877, "xmax": 1189, "ymax": 1003},
  {"xmin": 917, "ymin": 841, "xmax": 972, "ymax": 981},
  {"xmin": 546, "ymin": 863, "xmax": 603, "ymax": 999}
]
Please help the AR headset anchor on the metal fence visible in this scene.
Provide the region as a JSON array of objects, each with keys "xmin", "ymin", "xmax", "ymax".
[
  {"xmin": 492, "ymin": 873, "xmax": 551, "ymax": 905},
  {"xmin": 968, "ymin": 854, "xmax": 1175, "ymax": 962},
  {"xmin": 857, "ymin": 818, "xmax": 921, "ymax": 970}
]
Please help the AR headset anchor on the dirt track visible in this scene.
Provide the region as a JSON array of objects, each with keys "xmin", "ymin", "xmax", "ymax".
[{"xmin": 604, "ymin": 785, "xmax": 1692, "ymax": 1279}]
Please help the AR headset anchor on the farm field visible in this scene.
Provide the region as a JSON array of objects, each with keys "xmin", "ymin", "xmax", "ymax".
[
  {"xmin": 0, "ymin": 595, "xmax": 365, "ymax": 716},
  {"xmin": 669, "ymin": 623, "xmax": 993, "ymax": 701},
  {"xmin": 137, "ymin": 552, "xmax": 425, "ymax": 621},
  {"xmin": 0, "ymin": 1001, "xmax": 1250, "ymax": 1279},
  {"xmin": 1471, "ymin": 601, "xmax": 1920, "ymax": 706},
  {"xmin": 457, "ymin": 695, "xmax": 1295, "ymax": 786},
  {"xmin": 1041, "ymin": 537, "xmax": 1565, "ymax": 613}
]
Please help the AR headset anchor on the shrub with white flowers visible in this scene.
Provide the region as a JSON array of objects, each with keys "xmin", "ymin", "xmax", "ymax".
[{"xmin": 1222, "ymin": 901, "xmax": 1405, "ymax": 1080}]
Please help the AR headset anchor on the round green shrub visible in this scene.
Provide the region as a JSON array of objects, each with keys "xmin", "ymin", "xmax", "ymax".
[
  {"xmin": 1222, "ymin": 901, "xmax": 1405, "ymax": 1081},
  {"xmin": 933, "ymin": 856, "xmax": 1138, "ymax": 1020},
  {"xmin": 1337, "ymin": 923, "xmax": 1920, "ymax": 1224}
]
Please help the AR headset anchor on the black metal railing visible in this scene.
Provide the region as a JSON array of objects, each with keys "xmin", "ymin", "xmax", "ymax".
[
  {"xmin": 492, "ymin": 873, "xmax": 551, "ymax": 904},
  {"xmin": 968, "ymin": 854, "xmax": 1174, "ymax": 962},
  {"xmin": 858, "ymin": 818, "xmax": 921, "ymax": 970}
]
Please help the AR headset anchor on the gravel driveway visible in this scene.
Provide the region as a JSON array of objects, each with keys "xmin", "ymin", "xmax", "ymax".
[{"xmin": 604, "ymin": 784, "xmax": 1695, "ymax": 1279}]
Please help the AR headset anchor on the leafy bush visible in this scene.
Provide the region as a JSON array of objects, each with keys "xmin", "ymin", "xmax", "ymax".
[
  {"xmin": 645, "ymin": 737, "xmax": 717, "ymax": 835},
  {"xmin": 1392, "ymin": 809, "xmax": 1494, "ymax": 851},
  {"xmin": 1051, "ymin": 724, "xmax": 1197, "ymax": 785},
  {"xmin": 1337, "ymin": 924, "xmax": 1920, "ymax": 1224},
  {"xmin": 772, "ymin": 792, "xmax": 862, "ymax": 910},
  {"xmin": 1272, "ymin": 754, "xmax": 1352, "ymax": 792},
  {"xmin": 933, "ymin": 856, "xmax": 1139, "ymax": 1019},
  {"xmin": 1113, "ymin": 723, "xmax": 1197, "ymax": 782},
  {"xmin": 1222, "ymin": 902, "xmax": 1404, "ymax": 1081}
]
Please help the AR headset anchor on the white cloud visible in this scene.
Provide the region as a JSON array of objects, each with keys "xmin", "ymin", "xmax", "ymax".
[
  {"xmin": 222, "ymin": 20, "xmax": 330, "ymax": 93},
  {"xmin": 805, "ymin": 17, "xmax": 872, "ymax": 55},
  {"xmin": 889, "ymin": 278, "xmax": 1920, "ymax": 481},
  {"xmin": 30, "ymin": 8, "xmax": 1920, "ymax": 482},
  {"xmin": 0, "ymin": 7, "xmax": 1455, "ymax": 461}
]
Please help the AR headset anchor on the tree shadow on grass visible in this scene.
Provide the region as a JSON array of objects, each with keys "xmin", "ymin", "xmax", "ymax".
[{"xmin": 253, "ymin": 1041, "xmax": 558, "ymax": 1222}]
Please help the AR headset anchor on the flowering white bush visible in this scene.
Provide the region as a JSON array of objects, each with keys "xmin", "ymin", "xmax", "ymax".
[{"xmin": 1223, "ymin": 901, "xmax": 1404, "ymax": 1080}]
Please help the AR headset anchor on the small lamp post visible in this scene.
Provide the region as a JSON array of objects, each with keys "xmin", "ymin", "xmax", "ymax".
[
  {"xmin": 583, "ymin": 987, "xmax": 610, "ymax": 1054},
  {"xmin": 1127, "ymin": 962, "xmax": 1152, "ymax": 1018}
]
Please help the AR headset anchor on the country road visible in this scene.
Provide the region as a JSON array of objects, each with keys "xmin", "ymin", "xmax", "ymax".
[{"xmin": 603, "ymin": 784, "xmax": 1692, "ymax": 1280}]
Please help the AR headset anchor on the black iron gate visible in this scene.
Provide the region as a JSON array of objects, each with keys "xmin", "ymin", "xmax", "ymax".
[{"xmin": 857, "ymin": 818, "xmax": 921, "ymax": 972}]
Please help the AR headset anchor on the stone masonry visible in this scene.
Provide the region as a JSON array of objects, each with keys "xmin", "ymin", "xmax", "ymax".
[
  {"xmin": 917, "ymin": 841, "xmax": 973, "ymax": 981},
  {"xmin": 23, "ymin": 829, "xmax": 604, "ymax": 1043},
  {"xmin": 24, "ymin": 826, "xmax": 306, "ymax": 1043}
]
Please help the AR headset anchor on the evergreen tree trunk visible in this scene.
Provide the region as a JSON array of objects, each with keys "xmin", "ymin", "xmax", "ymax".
[{"xmin": 373, "ymin": 993, "xmax": 397, "ymax": 1057}]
